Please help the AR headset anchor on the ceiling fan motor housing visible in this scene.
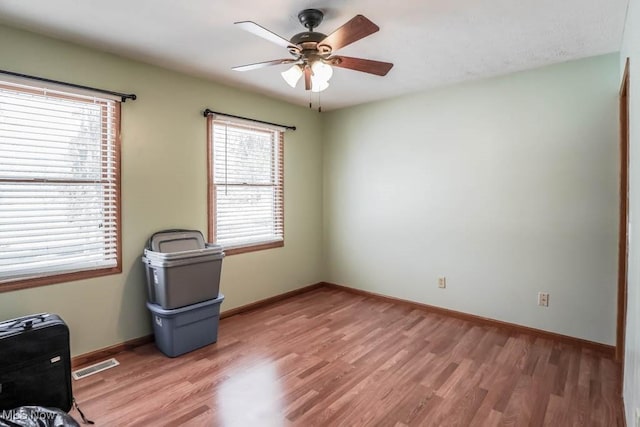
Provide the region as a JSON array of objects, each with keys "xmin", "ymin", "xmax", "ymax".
[
  {"xmin": 290, "ymin": 31, "xmax": 326, "ymax": 45},
  {"xmin": 292, "ymin": 9, "xmax": 330, "ymax": 55}
]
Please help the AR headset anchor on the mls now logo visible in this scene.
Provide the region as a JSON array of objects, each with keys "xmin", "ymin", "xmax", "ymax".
[{"xmin": 1, "ymin": 409, "xmax": 57, "ymax": 421}]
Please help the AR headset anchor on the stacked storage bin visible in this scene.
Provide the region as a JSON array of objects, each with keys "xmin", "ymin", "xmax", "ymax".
[{"xmin": 142, "ymin": 230, "xmax": 224, "ymax": 357}]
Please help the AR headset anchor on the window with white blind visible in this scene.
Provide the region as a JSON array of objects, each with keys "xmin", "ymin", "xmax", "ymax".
[
  {"xmin": 208, "ymin": 116, "xmax": 284, "ymax": 254},
  {"xmin": 0, "ymin": 80, "xmax": 121, "ymax": 290}
]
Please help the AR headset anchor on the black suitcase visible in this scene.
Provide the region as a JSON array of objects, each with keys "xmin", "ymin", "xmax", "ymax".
[{"xmin": 0, "ymin": 313, "xmax": 73, "ymax": 412}]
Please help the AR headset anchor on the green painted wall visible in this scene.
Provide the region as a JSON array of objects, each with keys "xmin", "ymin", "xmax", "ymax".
[
  {"xmin": 323, "ymin": 54, "xmax": 619, "ymax": 345},
  {"xmin": 0, "ymin": 24, "xmax": 324, "ymax": 356}
]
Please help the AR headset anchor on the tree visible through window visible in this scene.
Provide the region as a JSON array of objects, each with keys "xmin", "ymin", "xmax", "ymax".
[
  {"xmin": 208, "ymin": 117, "xmax": 284, "ymax": 254},
  {"xmin": 0, "ymin": 81, "xmax": 121, "ymax": 290}
]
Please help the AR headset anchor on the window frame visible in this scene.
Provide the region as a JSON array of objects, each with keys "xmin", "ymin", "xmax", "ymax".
[
  {"xmin": 206, "ymin": 115, "xmax": 284, "ymax": 255},
  {"xmin": 0, "ymin": 83, "xmax": 122, "ymax": 293}
]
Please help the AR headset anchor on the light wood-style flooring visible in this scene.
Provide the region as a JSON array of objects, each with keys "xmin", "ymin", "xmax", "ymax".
[{"xmin": 73, "ymin": 287, "xmax": 624, "ymax": 426}]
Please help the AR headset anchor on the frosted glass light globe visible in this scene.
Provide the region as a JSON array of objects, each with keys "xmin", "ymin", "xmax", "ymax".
[
  {"xmin": 311, "ymin": 61, "xmax": 333, "ymax": 81},
  {"xmin": 311, "ymin": 79, "xmax": 329, "ymax": 93},
  {"xmin": 281, "ymin": 65, "xmax": 303, "ymax": 88}
]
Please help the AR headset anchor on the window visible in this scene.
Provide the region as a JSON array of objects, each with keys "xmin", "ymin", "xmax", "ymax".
[
  {"xmin": 0, "ymin": 80, "xmax": 121, "ymax": 291},
  {"xmin": 208, "ymin": 116, "xmax": 284, "ymax": 255}
]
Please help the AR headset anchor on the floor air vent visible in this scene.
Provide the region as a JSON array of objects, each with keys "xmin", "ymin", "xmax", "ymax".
[{"xmin": 72, "ymin": 358, "xmax": 119, "ymax": 380}]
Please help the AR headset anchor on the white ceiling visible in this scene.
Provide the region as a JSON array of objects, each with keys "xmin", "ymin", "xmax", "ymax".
[{"xmin": 0, "ymin": 0, "xmax": 629, "ymax": 111}]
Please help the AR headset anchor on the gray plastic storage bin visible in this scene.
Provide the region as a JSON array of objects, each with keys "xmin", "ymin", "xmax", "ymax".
[
  {"xmin": 142, "ymin": 230, "xmax": 224, "ymax": 309},
  {"xmin": 147, "ymin": 294, "xmax": 224, "ymax": 357}
]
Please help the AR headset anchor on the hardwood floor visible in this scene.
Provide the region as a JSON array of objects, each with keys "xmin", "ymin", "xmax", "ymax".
[{"xmin": 72, "ymin": 288, "xmax": 624, "ymax": 426}]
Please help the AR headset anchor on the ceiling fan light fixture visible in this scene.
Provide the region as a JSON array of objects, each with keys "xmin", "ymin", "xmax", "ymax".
[{"xmin": 281, "ymin": 65, "xmax": 303, "ymax": 88}]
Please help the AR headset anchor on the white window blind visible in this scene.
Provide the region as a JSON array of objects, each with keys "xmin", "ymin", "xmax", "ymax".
[
  {"xmin": 0, "ymin": 81, "xmax": 120, "ymax": 285},
  {"xmin": 210, "ymin": 118, "xmax": 284, "ymax": 251}
]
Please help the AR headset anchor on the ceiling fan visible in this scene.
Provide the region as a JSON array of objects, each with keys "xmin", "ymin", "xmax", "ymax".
[{"xmin": 232, "ymin": 9, "xmax": 394, "ymax": 93}]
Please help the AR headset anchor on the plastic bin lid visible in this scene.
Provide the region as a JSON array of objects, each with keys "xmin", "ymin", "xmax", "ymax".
[
  {"xmin": 141, "ymin": 248, "xmax": 224, "ymax": 268},
  {"xmin": 147, "ymin": 229, "xmax": 206, "ymax": 252},
  {"xmin": 146, "ymin": 294, "xmax": 225, "ymax": 315}
]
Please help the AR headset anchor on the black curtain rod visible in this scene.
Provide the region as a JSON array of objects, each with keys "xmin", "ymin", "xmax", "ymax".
[
  {"xmin": 203, "ymin": 108, "xmax": 296, "ymax": 131},
  {"xmin": 0, "ymin": 69, "xmax": 137, "ymax": 102}
]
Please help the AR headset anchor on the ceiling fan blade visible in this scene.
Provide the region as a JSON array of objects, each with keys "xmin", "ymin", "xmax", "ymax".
[
  {"xmin": 232, "ymin": 59, "xmax": 297, "ymax": 72},
  {"xmin": 304, "ymin": 66, "xmax": 312, "ymax": 90},
  {"xmin": 234, "ymin": 21, "xmax": 292, "ymax": 48},
  {"xmin": 330, "ymin": 56, "xmax": 394, "ymax": 76},
  {"xmin": 319, "ymin": 15, "xmax": 379, "ymax": 51}
]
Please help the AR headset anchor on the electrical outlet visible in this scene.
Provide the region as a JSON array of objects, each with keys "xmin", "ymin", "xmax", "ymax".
[
  {"xmin": 538, "ymin": 292, "xmax": 549, "ymax": 307},
  {"xmin": 438, "ymin": 277, "xmax": 446, "ymax": 289}
]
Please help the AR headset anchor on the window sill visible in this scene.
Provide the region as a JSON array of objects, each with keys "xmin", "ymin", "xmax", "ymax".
[
  {"xmin": 223, "ymin": 240, "xmax": 284, "ymax": 256},
  {"xmin": 0, "ymin": 266, "xmax": 122, "ymax": 293}
]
